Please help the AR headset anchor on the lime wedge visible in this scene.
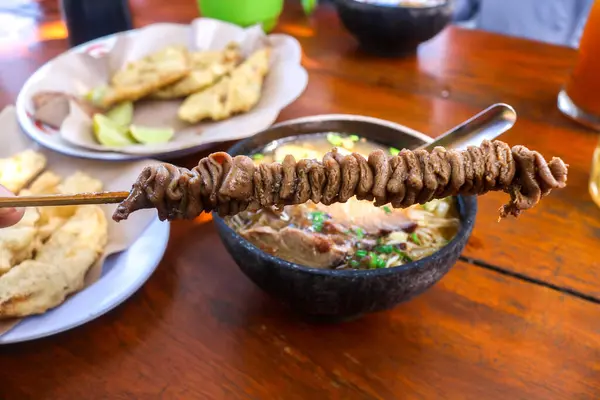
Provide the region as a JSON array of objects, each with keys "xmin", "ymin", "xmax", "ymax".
[
  {"xmin": 106, "ymin": 101, "xmax": 133, "ymax": 128},
  {"xmin": 92, "ymin": 114, "xmax": 135, "ymax": 147},
  {"xmin": 129, "ymin": 125, "xmax": 174, "ymax": 144}
]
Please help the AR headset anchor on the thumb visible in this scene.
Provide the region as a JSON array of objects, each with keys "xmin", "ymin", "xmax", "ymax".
[{"xmin": 0, "ymin": 185, "xmax": 24, "ymax": 228}]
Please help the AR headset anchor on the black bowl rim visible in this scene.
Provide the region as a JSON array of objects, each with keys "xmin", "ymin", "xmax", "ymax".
[
  {"xmin": 213, "ymin": 113, "xmax": 477, "ymax": 278},
  {"xmin": 334, "ymin": 0, "xmax": 450, "ymax": 11}
]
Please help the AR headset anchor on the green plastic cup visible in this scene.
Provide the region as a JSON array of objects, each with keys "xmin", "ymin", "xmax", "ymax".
[{"xmin": 198, "ymin": 0, "xmax": 284, "ymax": 33}]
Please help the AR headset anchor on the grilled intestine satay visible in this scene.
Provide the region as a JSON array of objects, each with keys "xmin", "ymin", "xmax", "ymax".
[{"xmin": 112, "ymin": 140, "xmax": 568, "ymax": 222}]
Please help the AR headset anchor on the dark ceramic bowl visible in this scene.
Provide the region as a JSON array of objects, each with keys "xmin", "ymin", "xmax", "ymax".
[
  {"xmin": 213, "ymin": 114, "xmax": 477, "ymax": 322},
  {"xmin": 333, "ymin": 0, "xmax": 453, "ymax": 56}
]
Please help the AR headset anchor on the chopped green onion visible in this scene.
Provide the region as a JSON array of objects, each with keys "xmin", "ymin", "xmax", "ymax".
[
  {"xmin": 383, "ymin": 206, "xmax": 392, "ymax": 214},
  {"xmin": 368, "ymin": 252, "xmax": 378, "ymax": 269},
  {"xmin": 410, "ymin": 232, "xmax": 421, "ymax": 245},
  {"xmin": 326, "ymin": 133, "xmax": 344, "ymax": 147},
  {"xmin": 349, "ymin": 134, "xmax": 360, "ymax": 142},
  {"xmin": 310, "ymin": 211, "xmax": 322, "ymax": 220},
  {"xmin": 376, "ymin": 258, "xmax": 387, "ymax": 268},
  {"xmin": 310, "ymin": 211, "xmax": 328, "ymax": 232},
  {"xmin": 389, "ymin": 147, "xmax": 401, "ymax": 156},
  {"xmin": 375, "ymin": 245, "xmax": 394, "ymax": 254},
  {"xmin": 393, "ymin": 247, "xmax": 413, "ymax": 262},
  {"xmin": 355, "ymin": 250, "xmax": 367, "ymax": 258},
  {"xmin": 354, "ymin": 227, "xmax": 365, "ymax": 239},
  {"xmin": 252, "ymin": 153, "xmax": 264, "ymax": 160},
  {"xmin": 349, "ymin": 259, "xmax": 360, "ymax": 268},
  {"xmin": 310, "ymin": 211, "xmax": 327, "ymax": 222}
]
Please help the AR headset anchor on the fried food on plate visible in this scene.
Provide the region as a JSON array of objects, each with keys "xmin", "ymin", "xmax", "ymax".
[
  {"xmin": 0, "ymin": 150, "xmax": 48, "ymax": 275},
  {"xmin": 0, "ymin": 169, "xmax": 104, "ymax": 277},
  {"xmin": 21, "ymin": 168, "xmax": 102, "ymax": 200},
  {"xmin": 19, "ymin": 171, "xmax": 64, "ymax": 243},
  {"xmin": 0, "ymin": 150, "xmax": 47, "ymax": 193},
  {"xmin": 58, "ymin": 171, "xmax": 104, "ymax": 194},
  {"xmin": 0, "ymin": 147, "xmax": 108, "ymax": 318},
  {"xmin": 95, "ymin": 46, "xmax": 191, "ymax": 108},
  {"xmin": 23, "ymin": 171, "xmax": 62, "ymax": 196},
  {"xmin": 53, "ymin": 171, "xmax": 104, "ymax": 220},
  {"xmin": 0, "ymin": 208, "xmax": 41, "ymax": 275},
  {"xmin": 151, "ymin": 43, "xmax": 242, "ymax": 100},
  {"xmin": 178, "ymin": 47, "xmax": 271, "ymax": 123},
  {"xmin": 21, "ymin": 171, "xmax": 103, "ymax": 241},
  {"xmin": 35, "ymin": 206, "xmax": 107, "ymax": 268},
  {"xmin": 0, "ymin": 206, "xmax": 107, "ymax": 318}
]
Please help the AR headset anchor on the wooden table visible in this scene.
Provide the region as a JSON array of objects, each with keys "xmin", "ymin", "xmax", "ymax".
[{"xmin": 1, "ymin": 1, "xmax": 599, "ymax": 399}]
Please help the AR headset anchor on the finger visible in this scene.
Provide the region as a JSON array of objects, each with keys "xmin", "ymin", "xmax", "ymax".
[
  {"xmin": 0, "ymin": 208, "xmax": 24, "ymax": 228},
  {"xmin": 0, "ymin": 185, "xmax": 24, "ymax": 228}
]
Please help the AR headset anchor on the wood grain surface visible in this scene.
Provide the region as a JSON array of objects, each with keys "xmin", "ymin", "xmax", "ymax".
[
  {"xmin": 2, "ymin": 222, "xmax": 600, "ymax": 400},
  {"xmin": 0, "ymin": 1, "xmax": 599, "ymax": 399}
]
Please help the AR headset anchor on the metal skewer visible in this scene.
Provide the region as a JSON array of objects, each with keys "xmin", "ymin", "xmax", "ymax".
[{"xmin": 0, "ymin": 103, "xmax": 517, "ymax": 210}]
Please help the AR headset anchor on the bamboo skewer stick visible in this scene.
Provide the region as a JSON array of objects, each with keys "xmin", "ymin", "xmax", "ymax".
[{"xmin": 0, "ymin": 191, "xmax": 130, "ymax": 208}]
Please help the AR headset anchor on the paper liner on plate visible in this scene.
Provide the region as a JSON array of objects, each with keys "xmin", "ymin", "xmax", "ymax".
[
  {"xmin": 23, "ymin": 19, "xmax": 308, "ymax": 155},
  {"xmin": 0, "ymin": 106, "xmax": 159, "ymax": 335}
]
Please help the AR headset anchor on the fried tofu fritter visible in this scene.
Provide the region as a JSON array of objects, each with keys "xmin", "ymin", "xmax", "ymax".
[
  {"xmin": 0, "ymin": 150, "xmax": 47, "ymax": 193},
  {"xmin": 96, "ymin": 46, "xmax": 192, "ymax": 108},
  {"xmin": 20, "ymin": 170, "xmax": 104, "ymax": 242},
  {"xmin": 0, "ymin": 208, "xmax": 41, "ymax": 275},
  {"xmin": 0, "ymin": 150, "xmax": 109, "ymax": 320},
  {"xmin": 178, "ymin": 47, "xmax": 271, "ymax": 124},
  {"xmin": 0, "ymin": 206, "xmax": 108, "ymax": 318},
  {"xmin": 151, "ymin": 43, "xmax": 243, "ymax": 100}
]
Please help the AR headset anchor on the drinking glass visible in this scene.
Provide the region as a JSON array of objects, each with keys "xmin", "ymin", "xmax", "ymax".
[
  {"xmin": 557, "ymin": 1, "xmax": 600, "ymax": 207},
  {"xmin": 60, "ymin": 0, "xmax": 132, "ymax": 47},
  {"xmin": 558, "ymin": 0, "xmax": 600, "ymax": 130}
]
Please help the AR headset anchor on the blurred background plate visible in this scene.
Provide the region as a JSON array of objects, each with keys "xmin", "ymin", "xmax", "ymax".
[{"xmin": 15, "ymin": 22, "xmax": 307, "ymax": 161}]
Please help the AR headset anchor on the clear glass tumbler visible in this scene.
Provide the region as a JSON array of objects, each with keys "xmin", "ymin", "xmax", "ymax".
[{"xmin": 557, "ymin": 1, "xmax": 600, "ymax": 207}]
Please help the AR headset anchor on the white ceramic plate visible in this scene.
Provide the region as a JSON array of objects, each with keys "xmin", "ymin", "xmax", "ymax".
[
  {"xmin": 15, "ymin": 21, "xmax": 308, "ymax": 161},
  {"xmin": 0, "ymin": 106, "xmax": 171, "ymax": 344},
  {"xmin": 0, "ymin": 218, "xmax": 169, "ymax": 344}
]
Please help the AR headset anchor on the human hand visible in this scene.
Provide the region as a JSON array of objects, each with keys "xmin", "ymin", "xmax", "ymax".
[{"xmin": 0, "ymin": 185, "xmax": 24, "ymax": 228}]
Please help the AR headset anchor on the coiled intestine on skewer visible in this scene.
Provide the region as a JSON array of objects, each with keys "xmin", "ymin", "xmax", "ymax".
[{"xmin": 112, "ymin": 140, "xmax": 568, "ymax": 222}]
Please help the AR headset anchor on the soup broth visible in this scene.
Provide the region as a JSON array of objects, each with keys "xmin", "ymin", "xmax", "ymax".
[{"xmin": 226, "ymin": 133, "xmax": 459, "ymax": 270}]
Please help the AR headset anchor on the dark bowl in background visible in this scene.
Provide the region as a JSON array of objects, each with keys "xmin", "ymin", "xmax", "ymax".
[
  {"xmin": 213, "ymin": 114, "xmax": 477, "ymax": 322},
  {"xmin": 333, "ymin": 0, "xmax": 453, "ymax": 56}
]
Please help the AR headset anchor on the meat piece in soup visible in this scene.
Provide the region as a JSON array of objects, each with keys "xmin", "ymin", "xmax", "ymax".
[
  {"xmin": 241, "ymin": 226, "xmax": 351, "ymax": 268},
  {"xmin": 226, "ymin": 133, "xmax": 460, "ymax": 270}
]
